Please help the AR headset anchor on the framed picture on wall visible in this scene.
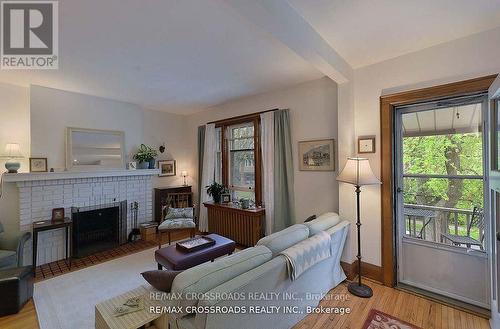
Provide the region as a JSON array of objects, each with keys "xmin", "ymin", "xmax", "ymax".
[
  {"xmin": 158, "ymin": 160, "xmax": 176, "ymax": 176},
  {"xmin": 358, "ymin": 137, "xmax": 376, "ymax": 153},
  {"xmin": 298, "ymin": 139, "xmax": 335, "ymax": 171},
  {"xmin": 29, "ymin": 158, "xmax": 48, "ymax": 172}
]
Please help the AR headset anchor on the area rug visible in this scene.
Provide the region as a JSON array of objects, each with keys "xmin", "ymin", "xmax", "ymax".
[
  {"xmin": 33, "ymin": 246, "xmax": 163, "ymax": 329},
  {"xmin": 362, "ymin": 309, "xmax": 422, "ymax": 329}
]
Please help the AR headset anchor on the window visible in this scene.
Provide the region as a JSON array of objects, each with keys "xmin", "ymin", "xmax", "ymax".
[
  {"xmin": 227, "ymin": 123, "xmax": 255, "ymax": 201},
  {"xmin": 215, "ymin": 127, "xmax": 222, "ymax": 183},
  {"xmin": 213, "ymin": 115, "xmax": 262, "ymax": 205}
]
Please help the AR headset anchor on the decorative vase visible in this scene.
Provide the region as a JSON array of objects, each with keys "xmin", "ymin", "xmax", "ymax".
[
  {"xmin": 5, "ymin": 160, "xmax": 20, "ymax": 173},
  {"xmin": 137, "ymin": 161, "xmax": 149, "ymax": 169},
  {"xmin": 148, "ymin": 159, "xmax": 155, "ymax": 169},
  {"xmin": 213, "ymin": 195, "xmax": 221, "ymax": 203}
]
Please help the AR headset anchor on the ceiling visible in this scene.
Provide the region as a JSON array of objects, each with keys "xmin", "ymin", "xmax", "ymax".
[
  {"xmin": 289, "ymin": 0, "xmax": 500, "ymax": 68},
  {"xmin": 0, "ymin": 0, "xmax": 323, "ymax": 114},
  {"xmin": 402, "ymin": 103, "xmax": 481, "ymax": 137},
  {"xmin": 0, "ymin": 0, "xmax": 499, "ymax": 114}
]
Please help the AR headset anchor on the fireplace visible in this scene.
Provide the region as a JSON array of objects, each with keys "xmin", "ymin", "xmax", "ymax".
[{"xmin": 72, "ymin": 201, "xmax": 127, "ymax": 258}]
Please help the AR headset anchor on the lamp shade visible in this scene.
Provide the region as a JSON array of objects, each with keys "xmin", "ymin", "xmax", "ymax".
[
  {"xmin": 2, "ymin": 143, "xmax": 23, "ymax": 159},
  {"xmin": 180, "ymin": 171, "xmax": 188, "ymax": 177},
  {"xmin": 337, "ymin": 157, "xmax": 380, "ymax": 186}
]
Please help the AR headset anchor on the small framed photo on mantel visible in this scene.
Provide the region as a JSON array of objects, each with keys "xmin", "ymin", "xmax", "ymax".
[
  {"xmin": 51, "ymin": 208, "xmax": 65, "ymax": 222},
  {"xmin": 358, "ymin": 137, "xmax": 376, "ymax": 154},
  {"xmin": 29, "ymin": 158, "xmax": 48, "ymax": 172}
]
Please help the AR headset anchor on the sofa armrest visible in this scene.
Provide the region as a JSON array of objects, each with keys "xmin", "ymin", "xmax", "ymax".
[{"xmin": 16, "ymin": 232, "xmax": 31, "ymax": 267}]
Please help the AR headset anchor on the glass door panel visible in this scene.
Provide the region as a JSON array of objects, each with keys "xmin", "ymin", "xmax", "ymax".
[{"xmin": 396, "ymin": 95, "xmax": 490, "ymax": 308}]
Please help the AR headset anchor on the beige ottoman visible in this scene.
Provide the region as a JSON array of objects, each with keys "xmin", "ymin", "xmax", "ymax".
[{"xmin": 95, "ymin": 286, "xmax": 167, "ymax": 329}]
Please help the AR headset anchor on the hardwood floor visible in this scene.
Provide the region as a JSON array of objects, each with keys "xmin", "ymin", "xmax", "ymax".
[
  {"xmin": 0, "ymin": 232, "xmax": 491, "ymax": 329},
  {"xmin": 0, "ymin": 300, "xmax": 39, "ymax": 329},
  {"xmin": 294, "ymin": 279, "xmax": 490, "ymax": 329}
]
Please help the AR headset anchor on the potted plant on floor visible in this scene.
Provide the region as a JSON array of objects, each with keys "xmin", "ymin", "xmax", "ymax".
[
  {"xmin": 206, "ymin": 182, "xmax": 227, "ymax": 203},
  {"xmin": 133, "ymin": 144, "xmax": 158, "ymax": 169}
]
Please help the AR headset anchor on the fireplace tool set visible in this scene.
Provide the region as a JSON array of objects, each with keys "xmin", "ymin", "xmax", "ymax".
[{"xmin": 128, "ymin": 201, "xmax": 140, "ymax": 242}]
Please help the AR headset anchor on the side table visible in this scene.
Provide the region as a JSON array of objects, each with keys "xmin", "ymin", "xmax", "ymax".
[
  {"xmin": 32, "ymin": 218, "xmax": 72, "ymax": 277},
  {"xmin": 95, "ymin": 285, "xmax": 167, "ymax": 329}
]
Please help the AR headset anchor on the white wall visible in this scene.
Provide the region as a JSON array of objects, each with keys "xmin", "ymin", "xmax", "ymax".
[
  {"xmin": 0, "ymin": 83, "xmax": 29, "ymax": 249},
  {"xmin": 345, "ymin": 27, "xmax": 500, "ymax": 267},
  {"xmin": 30, "ymin": 85, "xmax": 189, "ymax": 187},
  {"xmin": 186, "ymin": 77, "xmax": 339, "ymax": 224},
  {"xmin": 0, "ymin": 83, "xmax": 30, "ymax": 172}
]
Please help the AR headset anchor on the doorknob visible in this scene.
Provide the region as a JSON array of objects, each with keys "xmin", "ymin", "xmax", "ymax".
[{"xmin": 397, "ymin": 187, "xmax": 403, "ymax": 193}]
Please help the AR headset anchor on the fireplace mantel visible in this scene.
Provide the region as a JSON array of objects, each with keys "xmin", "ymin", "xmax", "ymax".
[{"xmin": 3, "ymin": 169, "xmax": 160, "ymax": 183}]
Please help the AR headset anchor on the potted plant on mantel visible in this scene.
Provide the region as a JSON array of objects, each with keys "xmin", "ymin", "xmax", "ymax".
[
  {"xmin": 133, "ymin": 144, "xmax": 158, "ymax": 169},
  {"xmin": 206, "ymin": 182, "xmax": 228, "ymax": 203}
]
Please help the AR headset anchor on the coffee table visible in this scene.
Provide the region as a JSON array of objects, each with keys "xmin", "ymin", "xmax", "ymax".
[{"xmin": 155, "ymin": 234, "xmax": 235, "ymax": 270}]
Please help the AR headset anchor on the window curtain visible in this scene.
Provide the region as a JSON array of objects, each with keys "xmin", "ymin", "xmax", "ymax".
[
  {"xmin": 274, "ymin": 109, "xmax": 295, "ymax": 232},
  {"xmin": 196, "ymin": 125, "xmax": 206, "ymax": 224},
  {"xmin": 260, "ymin": 112, "xmax": 275, "ymax": 235},
  {"xmin": 199, "ymin": 123, "xmax": 216, "ymax": 232}
]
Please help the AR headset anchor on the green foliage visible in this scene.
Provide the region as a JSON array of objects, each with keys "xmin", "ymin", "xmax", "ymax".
[
  {"xmin": 133, "ymin": 144, "xmax": 158, "ymax": 163},
  {"xmin": 206, "ymin": 182, "xmax": 228, "ymax": 203},
  {"xmin": 403, "ymin": 133, "xmax": 483, "ymax": 211}
]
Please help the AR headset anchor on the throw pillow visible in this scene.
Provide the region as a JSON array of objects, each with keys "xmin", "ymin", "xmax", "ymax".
[
  {"xmin": 165, "ymin": 207, "xmax": 194, "ymax": 220},
  {"xmin": 141, "ymin": 270, "xmax": 182, "ymax": 292},
  {"xmin": 304, "ymin": 214, "xmax": 317, "ymax": 223}
]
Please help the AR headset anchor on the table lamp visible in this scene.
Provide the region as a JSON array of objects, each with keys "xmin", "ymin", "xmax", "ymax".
[
  {"xmin": 180, "ymin": 171, "xmax": 188, "ymax": 186},
  {"xmin": 337, "ymin": 157, "xmax": 381, "ymax": 298},
  {"xmin": 1, "ymin": 143, "xmax": 24, "ymax": 173}
]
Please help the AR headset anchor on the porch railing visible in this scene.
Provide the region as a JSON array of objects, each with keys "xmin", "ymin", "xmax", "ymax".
[{"xmin": 403, "ymin": 203, "xmax": 483, "ymax": 250}]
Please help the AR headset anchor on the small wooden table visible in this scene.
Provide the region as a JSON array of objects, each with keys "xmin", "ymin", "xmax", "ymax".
[
  {"xmin": 403, "ymin": 207, "xmax": 437, "ymax": 239},
  {"xmin": 32, "ymin": 218, "xmax": 72, "ymax": 276},
  {"xmin": 95, "ymin": 286, "xmax": 167, "ymax": 329}
]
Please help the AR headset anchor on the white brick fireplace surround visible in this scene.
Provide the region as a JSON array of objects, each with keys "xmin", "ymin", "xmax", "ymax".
[{"xmin": 4, "ymin": 169, "xmax": 159, "ymax": 265}]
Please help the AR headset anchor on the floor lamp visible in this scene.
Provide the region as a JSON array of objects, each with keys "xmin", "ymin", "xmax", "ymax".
[{"xmin": 337, "ymin": 157, "xmax": 381, "ymax": 298}]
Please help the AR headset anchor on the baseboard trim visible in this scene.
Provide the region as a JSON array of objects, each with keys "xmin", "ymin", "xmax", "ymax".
[{"xmin": 341, "ymin": 260, "xmax": 383, "ymax": 283}]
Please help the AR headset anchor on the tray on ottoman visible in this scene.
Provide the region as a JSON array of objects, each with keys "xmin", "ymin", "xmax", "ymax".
[
  {"xmin": 155, "ymin": 234, "xmax": 235, "ymax": 271},
  {"xmin": 176, "ymin": 236, "xmax": 215, "ymax": 252}
]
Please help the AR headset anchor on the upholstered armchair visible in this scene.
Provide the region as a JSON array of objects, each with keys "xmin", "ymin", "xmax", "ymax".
[
  {"xmin": 0, "ymin": 222, "xmax": 31, "ymax": 269},
  {"xmin": 157, "ymin": 206, "xmax": 196, "ymax": 248}
]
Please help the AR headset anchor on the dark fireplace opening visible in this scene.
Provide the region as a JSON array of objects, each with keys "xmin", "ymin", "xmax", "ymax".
[{"xmin": 72, "ymin": 201, "xmax": 127, "ymax": 258}]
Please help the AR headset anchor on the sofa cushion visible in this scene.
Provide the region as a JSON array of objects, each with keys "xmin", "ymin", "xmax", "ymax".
[
  {"xmin": 141, "ymin": 270, "xmax": 182, "ymax": 292},
  {"xmin": 256, "ymin": 224, "xmax": 309, "ymax": 256},
  {"xmin": 165, "ymin": 207, "xmax": 194, "ymax": 220},
  {"xmin": 304, "ymin": 212, "xmax": 340, "ymax": 236},
  {"xmin": 0, "ymin": 250, "xmax": 17, "ymax": 269},
  {"xmin": 171, "ymin": 245, "xmax": 272, "ymax": 316},
  {"xmin": 158, "ymin": 218, "xmax": 195, "ymax": 230}
]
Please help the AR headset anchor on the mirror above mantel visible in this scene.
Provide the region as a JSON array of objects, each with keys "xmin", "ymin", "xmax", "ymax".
[{"xmin": 66, "ymin": 127, "xmax": 125, "ymax": 171}]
